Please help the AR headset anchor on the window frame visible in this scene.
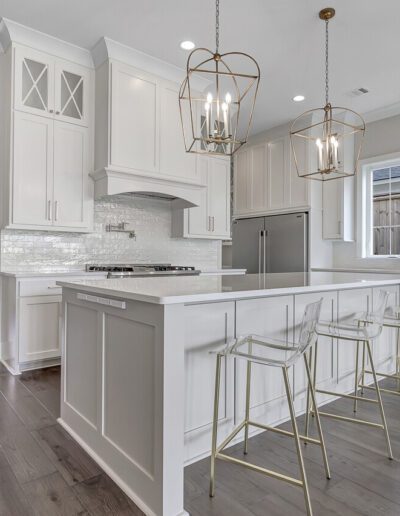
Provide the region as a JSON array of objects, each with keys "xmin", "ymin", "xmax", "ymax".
[{"xmin": 357, "ymin": 152, "xmax": 400, "ymax": 259}]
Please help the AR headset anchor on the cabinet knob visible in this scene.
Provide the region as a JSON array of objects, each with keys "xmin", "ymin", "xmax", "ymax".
[
  {"xmin": 49, "ymin": 109, "xmax": 54, "ymax": 113},
  {"xmin": 55, "ymin": 111, "xmax": 60, "ymax": 115}
]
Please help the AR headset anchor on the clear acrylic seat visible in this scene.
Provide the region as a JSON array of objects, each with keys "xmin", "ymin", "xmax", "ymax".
[
  {"xmin": 216, "ymin": 299, "xmax": 322, "ymax": 368},
  {"xmin": 210, "ymin": 299, "xmax": 329, "ymax": 516}
]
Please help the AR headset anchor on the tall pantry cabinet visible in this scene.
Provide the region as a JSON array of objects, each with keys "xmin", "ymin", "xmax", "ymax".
[{"xmin": 0, "ymin": 24, "xmax": 94, "ymax": 232}]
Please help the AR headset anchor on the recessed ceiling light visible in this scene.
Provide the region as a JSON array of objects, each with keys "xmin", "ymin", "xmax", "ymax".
[
  {"xmin": 293, "ymin": 95, "xmax": 305, "ymax": 102},
  {"xmin": 180, "ymin": 41, "xmax": 195, "ymax": 50}
]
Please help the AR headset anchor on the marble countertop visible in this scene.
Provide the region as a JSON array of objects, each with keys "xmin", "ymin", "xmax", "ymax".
[
  {"xmin": 0, "ymin": 270, "xmax": 108, "ymax": 278},
  {"xmin": 58, "ymin": 271, "xmax": 400, "ymax": 305}
]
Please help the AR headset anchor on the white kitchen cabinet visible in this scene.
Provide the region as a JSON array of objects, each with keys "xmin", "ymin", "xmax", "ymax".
[
  {"xmin": 233, "ymin": 134, "xmax": 309, "ymax": 217},
  {"xmin": 53, "ymin": 121, "xmax": 90, "ymax": 228},
  {"xmin": 11, "ymin": 111, "xmax": 92, "ymax": 230},
  {"xmin": 1, "ymin": 42, "xmax": 94, "ymax": 232},
  {"xmin": 322, "ymin": 177, "xmax": 355, "ymax": 241},
  {"xmin": 95, "ymin": 59, "xmax": 199, "ymax": 185},
  {"xmin": 19, "ymin": 295, "xmax": 61, "ymax": 363},
  {"xmin": 172, "ymin": 156, "xmax": 231, "ymax": 239},
  {"xmin": 13, "ymin": 111, "xmax": 53, "ymax": 226},
  {"xmin": 0, "ymin": 273, "xmax": 107, "ymax": 374},
  {"xmin": 14, "ymin": 46, "xmax": 91, "ymax": 127}
]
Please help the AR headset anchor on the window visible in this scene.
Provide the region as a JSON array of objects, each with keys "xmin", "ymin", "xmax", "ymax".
[
  {"xmin": 360, "ymin": 155, "xmax": 400, "ymax": 258},
  {"xmin": 372, "ymin": 165, "xmax": 400, "ymax": 255}
]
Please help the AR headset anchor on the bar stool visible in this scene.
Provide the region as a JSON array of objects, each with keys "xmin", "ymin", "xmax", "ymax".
[
  {"xmin": 357, "ymin": 306, "xmax": 400, "ymax": 399},
  {"xmin": 306, "ymin": 290, "xmax": 393, "ymax": 459},
  {"xmin": 210, "ymin": 299, "xmax": 330, "ymax": 516}
]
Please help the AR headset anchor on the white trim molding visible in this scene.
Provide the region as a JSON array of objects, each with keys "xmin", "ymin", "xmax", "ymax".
[{"xmin": 357, "ymin": 151, "xmax": 400, "ymax": 259}]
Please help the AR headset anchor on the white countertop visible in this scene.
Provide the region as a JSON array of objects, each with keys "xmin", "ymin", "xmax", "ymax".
[
  {"xmin": 58, "ymin": 271, "xmax": 400, "ymax": 305},
  {"xmin": 0, "ymin": 270, "xmax": 107, "ymax": 278}
]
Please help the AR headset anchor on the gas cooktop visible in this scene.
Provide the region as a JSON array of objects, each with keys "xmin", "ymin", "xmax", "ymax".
[{"xmin": 85, "ymin": 264, "xmax": 201, "ymax": 278}]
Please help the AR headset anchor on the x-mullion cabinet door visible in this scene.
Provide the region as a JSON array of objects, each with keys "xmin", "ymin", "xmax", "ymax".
[
  {"xmin": 54, "ymin": 59, "xmax": 90, "ymax": 127},
  {"xmin": 14, "ymin": 46, "xmax": 55, "ymax": 118}
]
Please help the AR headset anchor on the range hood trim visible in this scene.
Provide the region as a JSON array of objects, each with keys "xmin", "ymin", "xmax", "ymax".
[{"xmin": 90, "ymin": 167, "xmax": 206, "ymax": 209}]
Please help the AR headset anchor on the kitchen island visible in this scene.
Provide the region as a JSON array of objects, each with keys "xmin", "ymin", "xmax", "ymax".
[{"xmin": 58, "ymin": 272, "xmax": 400, "ymax": 516}]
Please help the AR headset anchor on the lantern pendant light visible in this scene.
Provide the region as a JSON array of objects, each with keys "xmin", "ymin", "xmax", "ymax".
[
  {"xmin": 179, "ymin": 0, "xmax": 260, "ymax": 156},
  {"xmin": 290, "ymin": 8, "xmax": 365, "ymax": 181}
]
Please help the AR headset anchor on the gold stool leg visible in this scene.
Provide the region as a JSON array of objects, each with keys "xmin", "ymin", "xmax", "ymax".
[
  {"xmin": 304, "ymin": 346, "xmax": 313, "ymax": 439},
  {"xmin": 366, "ymin": 341, "xmax": 393, "ymax": 460},
  {"xmin": 360, "ymin": 341, "xmax": 366, "ymax": 396},
  {"xmin": 243, "ymin": 346, "xmax": 252, "ymax": 455},
  {"xmin": 210, "ymin": 353, "xmax": 222, "ymax": 497},
  {"xmin": 303, "ymin": 354, "xmax": 331, "ymax": 480},
  {"xmin": 353, "ymin": 341, "xmax": 360, "ymax": 413},
  {"xmin": 282, "ymin": 366, "xmax": 313, "ymax": 516}
]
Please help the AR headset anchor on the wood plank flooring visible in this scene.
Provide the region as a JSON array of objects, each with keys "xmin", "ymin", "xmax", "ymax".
[{"xmin": 1, "ymin": 365, "xmax": 400, "ymax": 514}]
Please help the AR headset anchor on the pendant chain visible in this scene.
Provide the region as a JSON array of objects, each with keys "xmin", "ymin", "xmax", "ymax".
[
  {"xmin": 325, "ymin": 19, "xmax": 329, "ymax": 105},
  {"xmin": 216, "ymin": 0, "xmax": 220, "ymax": 53}
]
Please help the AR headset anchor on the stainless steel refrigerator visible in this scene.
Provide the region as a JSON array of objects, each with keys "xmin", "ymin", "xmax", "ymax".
[{"xmin": 232, "ymin": 213, "xmax": 309, "ymax": 273}]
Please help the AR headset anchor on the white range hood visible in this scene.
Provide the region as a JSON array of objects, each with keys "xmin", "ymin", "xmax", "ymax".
[{"xmin": 91, "ymin": 167, "xmax": 205, "ymax": 209}]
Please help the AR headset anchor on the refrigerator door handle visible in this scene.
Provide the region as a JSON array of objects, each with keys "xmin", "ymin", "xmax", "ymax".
[{"xmin": 263, "ymin": 230, "xmax": 267, "ymax": 274}]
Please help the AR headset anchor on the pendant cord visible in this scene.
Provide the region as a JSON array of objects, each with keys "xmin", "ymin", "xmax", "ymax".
[
  {"xmin": 325, "ymin": 19, "xmax": 329, "ymax": 105},
  {"xmin": 216, "ymin": 0, "xmax": 220, "ymax": 53}
]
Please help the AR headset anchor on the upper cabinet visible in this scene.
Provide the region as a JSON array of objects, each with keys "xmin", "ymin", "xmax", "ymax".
[
  {"xmin": 14, "ymin": 47, "xmax": 91, "ymax": 127},
  {"xmin": 0, "ymin": 35, "xmax": 94, "ymax": 232},
  {"xmin": 233, "ymin": 134, "xmax": 310, "ymax": 217},
  {"xmin": 172, "ymin": 156, "xmax": 231, "ymax": 240},
  {"xmin": 94, "ymin": 58, "xmax": 200, "ymax": 187}
]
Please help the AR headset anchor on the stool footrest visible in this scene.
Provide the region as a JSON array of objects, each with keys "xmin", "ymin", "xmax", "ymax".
[
  {"xmin": 216, "ymin": 452, "xmax": 303, "ymax": 487},
  {"xmin": 248, "ymin": 420, "xmax": 321, "ymax": 446},
  {"xmin": 364, "ymin": 370, "xmax": 400, "ymax": 380},
  {"xmin": 318, "ymin": 410, "xmax": 384, "ymax": 428},
  {"xmin": 315, "ymin": 388, "xmax": 378, "ymax": 404},
  {"xmin": 360, "ymin": 384, "xmax": 400, "ymax": 397}
]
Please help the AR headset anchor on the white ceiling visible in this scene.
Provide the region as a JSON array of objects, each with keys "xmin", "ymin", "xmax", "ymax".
[{"xmin": 1, "ymin": 0, "xmax": 399, "ymax": 135}]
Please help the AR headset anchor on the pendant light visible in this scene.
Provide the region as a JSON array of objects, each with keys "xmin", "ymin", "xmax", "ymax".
[
  {"xmin": 290, "ymin": 8, "xmax": 365, "ymax": 181},
  {"xmin": 179, "ymin": 0, "xmax": 260, "ymax": 156}
]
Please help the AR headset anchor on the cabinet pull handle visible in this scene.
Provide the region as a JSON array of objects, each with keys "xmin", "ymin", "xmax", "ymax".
[
  {"xmin": 49, "ymin": 109, "xmax": 54, "ymax": 113},
  {"xmin": 47, "ymin": 286, "xmax": 60, "ymax": 289},
  {"xmin": 55, "ymin": 111, "xmax": 60, "ymax": 115},
  {"xmin": 212, "ymin": 216, "xmax": 215, "ymax": 232},
  {"xmin": 54, "ymin": 201, "xmax": 59, "ymax": 221},
  {"xmin": 208, "ymin": 216, "xmax": 211, "ymax": 232},
  {"xmin": 47, "ymin": 200, "xmax": 52, "ymax": 221}
]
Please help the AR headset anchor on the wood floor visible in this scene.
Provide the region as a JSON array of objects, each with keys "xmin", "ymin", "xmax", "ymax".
[{"xmin": 0, "ymin": 365, "xmax": 400, "ymax": 515}]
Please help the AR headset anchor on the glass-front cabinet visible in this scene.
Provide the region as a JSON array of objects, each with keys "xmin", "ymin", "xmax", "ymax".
[{"xmin": 14, "ymin": 47, "xmax": 90, "ymax": 127}]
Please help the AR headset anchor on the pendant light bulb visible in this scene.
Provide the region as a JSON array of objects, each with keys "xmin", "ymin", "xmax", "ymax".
[
  {"xmin": 225, "ymin": 92, "xmax": 232, "ymax": 104},
  {"xmin": 207, "ymin": 92, "xmax": 213, "ymax": 104}
]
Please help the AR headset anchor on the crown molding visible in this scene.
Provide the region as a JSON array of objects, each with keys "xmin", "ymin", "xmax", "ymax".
[
  {"xmin": 362, "ymin": 102, "xmax": 400, "ymax": 124},
  {"xmin": 0, "ymin": 17, "xmax": 93, "ymax": 68},
  {"xmin": 91, "ymin": 36, "xmax": 210, "ymax": 91}
]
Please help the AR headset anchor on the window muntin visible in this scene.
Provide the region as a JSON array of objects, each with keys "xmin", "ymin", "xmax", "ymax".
[{"xmin": 372, "ymin": 165, "xmax": 400, "ymax": 255}]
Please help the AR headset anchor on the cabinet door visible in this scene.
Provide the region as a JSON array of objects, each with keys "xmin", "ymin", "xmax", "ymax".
[
  {"xmin": 54, "ymin": 59, "xmax": 91, "ymax": 127},
  {"xmin": 322, "ymin": 179, "xmax": 342, "ymax": 239},
  {"xmin": 250, "ymin": 143, "xmax": 268, "ymax": 212},
  {"xmin": 233, "ymin": 149, "xmax": 249, "ymax": 215},
  {"xmin": 159, "ymin": 81, "xmax": 197, "ymax": 181},
  {"xmin": 208, "ymin": 157, "xmax": 230, "ymax": 237},
  {"xmin": 186, "ymin": 157, "xmax": 209, "ymax": 236},
  {"xmin": 53, "ymin": 120, "xmax": 89, "ymax": 228},
  {"xmin": 19, "ymin": 295, "xmax": 61, "ymax": 363},
  {"xmin": 14, "ymin": 46, "xmax": 54, "ymax": 118},
  {"xmin": 268, "ymin": 136, "xmax": 286, "ymax": 209},
  {"xmin": 13, "ymin": 111, "xmax": 53, "ymax": 226},
  {"xmin": 110, "ymin": 62, "xmax": 158, "ymax": 174},
  {"xmin": 289, "ymin": 135, "xmax": 309, "ymax": 208}
]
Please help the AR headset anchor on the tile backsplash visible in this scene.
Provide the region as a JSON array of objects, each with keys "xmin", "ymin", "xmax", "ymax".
[{"xmin": 0, "ymin": 195, "xmax": 221, "ymax": 272}]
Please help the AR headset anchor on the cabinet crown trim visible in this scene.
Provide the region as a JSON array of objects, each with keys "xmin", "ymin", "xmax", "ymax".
[
  {"xmin": 0, "ymin": 18, "xmax": 93, "ymax": 68},
  {"xmin": 91, "ymin": 36, "xmax": 209, "ymax": 91}
]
